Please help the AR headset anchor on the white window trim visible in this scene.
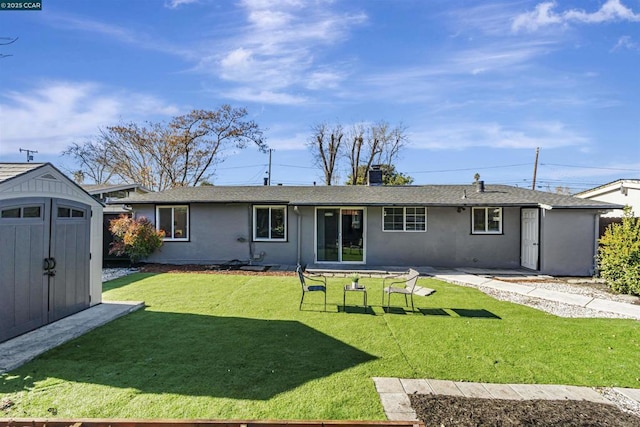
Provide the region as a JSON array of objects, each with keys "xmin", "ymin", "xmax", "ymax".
[
  {"xmin": 253, "ymin": 205, "xmax": 287, "ymax": 241},
  {"xmin": 472, "ymin": 207, "xmax": 503, "ymax": 234},
  {"xmin": 382, "ymin": 206, "xmax": 427, "ymax": 232},
  {"xmin": 156, "ymin": 205, "xmax": 189, "ymax": 241}
]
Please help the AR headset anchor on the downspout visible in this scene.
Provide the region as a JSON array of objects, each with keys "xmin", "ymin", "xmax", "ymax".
[
  {"xmin": 248, "ymin": 205, "xmax": 254, "ymax": 264},
  {"xmin": 593, "ymin": 212, "xmax": 600, "ymax": 276},
  {"xmin": 293, "ymin": 206, "xmax": 302, "ymax": 266}
]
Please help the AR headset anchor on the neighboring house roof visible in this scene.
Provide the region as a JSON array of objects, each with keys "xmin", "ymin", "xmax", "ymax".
[
  {"xmin": 82, "ymin": 183, "xmax": 152, "ymax": 194},
  {"xmin": 117, "ymin": 184, "xmax": 621, "ymax": 209},
  {"xmin": 0, "ymin": 162, "xmax": 46, "ymax": 183},
  {"xmin": 574, "ymin": 179, "xmax": 640, "ymax": 199}
]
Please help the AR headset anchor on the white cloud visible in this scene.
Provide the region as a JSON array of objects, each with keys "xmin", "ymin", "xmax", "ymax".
[
  {"xmin": 612, "ymin": 35, "xmax": 639, "ymax": 51},
  {"xmin": 220, "ymin": 88, "xmax": 308, "ymax": 105},
  {"xmin": 49, "ymin": 14, "xmax": 195, "ymax": 59},
  {"xmin": 0, "ymin": 81, "xmax": 180, "ymax": 155},
  {"xmin": 410, "ymin": 121, "xmax": 589, "ymax": 151},
  {"xmin": 513, "ymin": 0, "xmax": 640, "ymax": 32},
  {"xmin": 208, "ymin": 1, "xmax": 367, "ymax": 103},
  {"xmin": 165, "ymin": 0, "xmax": 199, "ymax": 8}
]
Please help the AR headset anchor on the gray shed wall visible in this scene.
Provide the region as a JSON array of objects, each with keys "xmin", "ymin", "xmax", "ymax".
[{"xmin": 539, "ymin": 209, "xmax": 598, "ymax": 276}]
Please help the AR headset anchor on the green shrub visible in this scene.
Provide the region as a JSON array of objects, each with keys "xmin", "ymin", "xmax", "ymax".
[
  {"xmin": 597, "ymin": 206, "xmax": 640, "ymax": 295},
  {"xmin": 109, "ymin": 215, "xmax": 164, "ymax": 263}
]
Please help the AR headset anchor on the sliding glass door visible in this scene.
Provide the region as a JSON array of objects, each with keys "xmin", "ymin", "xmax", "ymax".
[{"xmin": 316, "ymin": 208, "xmax": 364, "ymax": 263}]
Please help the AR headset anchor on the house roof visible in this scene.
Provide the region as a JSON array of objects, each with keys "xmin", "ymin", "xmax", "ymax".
[
  {"xmin": 0, "ymin": 163, "xmax": 46, "ymax": 183},
  {"xmin": 574, "ymin": 179, "xmax": 640, "ymax": 199},
  {"xmin": 117, "ymin": 183, "xmax": 621, "ymax": 210},
  {"xmin": 82, "ymin": 183, "xmax": 151, "ymax": 194}
]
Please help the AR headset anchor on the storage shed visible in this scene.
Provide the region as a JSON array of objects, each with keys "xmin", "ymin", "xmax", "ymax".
[{"xmin": 0, "ymin": 163, "xmax": 103, "ymax": 343}]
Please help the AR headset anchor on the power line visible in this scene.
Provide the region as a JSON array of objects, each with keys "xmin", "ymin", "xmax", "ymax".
[
  {"xmin": 541, "ymin": 163, "xmax": 639, "ymax": 172},
  {"xmin": 407, "ymin": 163, "xmax": 530, "ymax": 174}
]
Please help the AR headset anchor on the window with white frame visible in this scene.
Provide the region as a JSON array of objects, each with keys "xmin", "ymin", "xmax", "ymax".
[
  {"xmin": 157, "ymin": 205, "xmax": 189, "ymax": 240},
  {"xmin": 253, "ymin": 206, "xmax": 287, "ymax": 241},
  {"xmin": 472, "ymin": 207, "xmax": 502, "ymax": 234},
  {"xmin": 383, "ymin": 207, "xmax": 426, "ymax": 231}
]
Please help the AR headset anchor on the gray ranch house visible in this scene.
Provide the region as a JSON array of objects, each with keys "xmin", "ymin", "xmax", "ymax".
[{"xmin": 118, "ymin": 181, "xmax": 620, "ymax": 276}]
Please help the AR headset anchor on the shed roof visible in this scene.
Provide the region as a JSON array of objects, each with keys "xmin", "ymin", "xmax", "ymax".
[
  {"xmin": 118, "ymin": 184, "xmax": 621, "ymax": 209},
  {"xmin": 0, "ymin": 163, "xmax": 46, "ymax": 183}
]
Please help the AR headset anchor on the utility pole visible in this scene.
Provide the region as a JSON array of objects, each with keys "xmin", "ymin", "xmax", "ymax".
[
  {"xmin": 267, "ymin": 148, "xmax": 273, "ymax": 186},
  {"xmin": 19, "ymin": 148, "xmax": 38, "ymax": 162},
  {"xmin": 531, "ymin": 147, "xmax": 540, "ymax": 190}
]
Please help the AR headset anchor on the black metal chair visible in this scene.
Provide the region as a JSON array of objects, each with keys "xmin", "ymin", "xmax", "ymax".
[
  {"xmin": 296, "ymin": 265, "xmax": 327, "ymax": 310},
  {"xmin": 382, "ymin": 268, "xmax": 420, "ymax": 311}
]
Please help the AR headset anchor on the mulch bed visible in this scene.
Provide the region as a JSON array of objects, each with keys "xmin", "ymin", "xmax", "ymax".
[
  {"xmin": 410, "ymin": 394, "xmax": 640, "ymax": 427},
  {"xmin": 138, "ymin": 263, "xmax": 294, "ymax": 276}
]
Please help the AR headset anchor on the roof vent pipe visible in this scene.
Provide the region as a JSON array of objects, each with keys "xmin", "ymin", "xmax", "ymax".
[{"xmin": 476, "ymin": 180, "xmax": 485, "ymax": 193}]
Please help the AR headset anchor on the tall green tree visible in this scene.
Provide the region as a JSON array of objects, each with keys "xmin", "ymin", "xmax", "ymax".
[{"xmin": 64, "ymin": 106, "xmax": 267, "ymax": 190}]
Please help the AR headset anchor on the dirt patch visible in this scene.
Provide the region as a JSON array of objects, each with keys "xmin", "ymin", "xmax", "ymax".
[
  {"xmin": 410, "ymin": 394, "xmax": 640, "ymax": 427},
  {"xmin": 138, "ymin": 263, "xmax": 294, "ymax": 277}
]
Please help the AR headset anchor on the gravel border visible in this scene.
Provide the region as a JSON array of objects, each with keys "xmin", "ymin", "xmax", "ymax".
[{"xmin": 102, "ymin": 268, "xmax": 138, "ymax": 282}]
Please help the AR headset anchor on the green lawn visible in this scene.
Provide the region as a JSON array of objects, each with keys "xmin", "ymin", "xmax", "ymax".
[{"xmin": 1, "ymin": 272, "xmax": 639, "ymax": 420}]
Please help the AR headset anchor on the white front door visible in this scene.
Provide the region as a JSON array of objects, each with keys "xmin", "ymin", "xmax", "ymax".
[{"xmin": 521, "ymin": 208, "xmax": 539, "ymax": 270}]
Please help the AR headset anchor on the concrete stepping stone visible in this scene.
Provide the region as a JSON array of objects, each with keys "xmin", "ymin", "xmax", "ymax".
[
  {"xmin": 400, "ymin": 378, "xmax": 433, "ymax": 394},
  {"xmin": 373, "ymin": 377, "xmax": 404, "ymax": 393},
  {"xmin": 482, "ymin": 383, "xmax": 525, "ymax": 400},
  {"xmin": 426, "ymin": 379, "xmax": 464, "ymax": 396},
  {"xmin": 456, "ymin": 382, "xmax": 489, "ymax": 398}
]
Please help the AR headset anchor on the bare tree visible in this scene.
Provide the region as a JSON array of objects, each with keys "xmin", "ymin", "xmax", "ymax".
[
  {"xmin": 64, "ymin": 106, "xmax": 267, "ymax": 190},
  {"xmin": 0, "ymin": 36, "xmax": 18, "ymax": 59},
  {"xmin": 307, "ymin": 122, "xmax": 344, "ymax": 185},
  {"xmin": 345, "ymin": 121, "xmax": 408, "ymax": 185},
  {"xmin": 63, "ymin": 139, "xmax": 115, "ymax": 184}
]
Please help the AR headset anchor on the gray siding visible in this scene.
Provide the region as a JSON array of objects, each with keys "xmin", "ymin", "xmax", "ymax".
[
  {"xmin": 539, "ymin": 209, "xmax": 598, "ymax": 276},
  {"xmin": 133, "ymin": 203, "xmax": 299, "ymax": 265},
  {"xmin": 132, "ymin": 202, "xmax": 599, "ymax": 276},
  {"xmin": 363, "ymin": 206, "xmax": 521, "ymax": 268}
]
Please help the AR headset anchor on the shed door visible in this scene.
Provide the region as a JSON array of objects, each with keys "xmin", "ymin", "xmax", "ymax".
[
  {"xmin": 0, "ymin": 198, "xmax": 91, "ymax": 343},
  {"xmin": 521, "ymin": 208, "xmax": 539, "ymax": 270},
  {"xmin": 0, "ymin": 198, "xmax": 49, "ymax": 342},
  {"xmin": 49, "ymin": 199, "xmax": 91, "ymax": 322}
]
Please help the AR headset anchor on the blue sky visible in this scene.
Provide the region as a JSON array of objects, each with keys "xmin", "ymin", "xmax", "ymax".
[{"xmin": 1, "ymin": 0, "xmax": 638, "ymax": 191}]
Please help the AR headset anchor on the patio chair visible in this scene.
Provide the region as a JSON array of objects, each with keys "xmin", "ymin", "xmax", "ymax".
[
  {"xmin": 296, "ymin": 265, "xmax": 327, "ymax": 311},
  {"xmin": 382, "ymin": 268, "xmax": 420, "ymax": 311}
]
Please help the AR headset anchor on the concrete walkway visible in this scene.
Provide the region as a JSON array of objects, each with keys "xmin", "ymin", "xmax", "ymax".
[
  {"xmin": 429, "ymin": 268, "xmax": 640, "ymax": 320},
  {"xmin": 373, "ymin": 377, "xmax": 640, "ymax": 421},
  {"xmin": 0, "ymin": 301, "xmax": 144, "ymax": 373}
]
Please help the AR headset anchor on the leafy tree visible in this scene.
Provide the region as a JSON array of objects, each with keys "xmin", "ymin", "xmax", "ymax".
[
  {"xmin": 64, "ymin": 106, "xmax": 267, "ymax": 190},
  {"xmin": 109, "ymin": 215, "xmax": 165, "ymax": 263},
  {"xmin": 597, "ymin": 206, "xmax": 640, "ymax": 295},
  {"xmin": 345, "ymin": 164, "xmax": 414, "ymax": 185},
  {"xmin": 307, "ymin": 122, "xmax": 344, "ymax": 185}
]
